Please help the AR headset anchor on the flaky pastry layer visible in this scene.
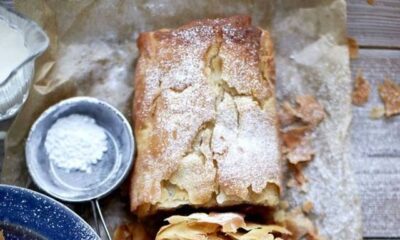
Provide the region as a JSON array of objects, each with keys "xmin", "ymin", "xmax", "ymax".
[{"xmin": 131, "ymin": 16, "xmax": 281, "ymax": 217}]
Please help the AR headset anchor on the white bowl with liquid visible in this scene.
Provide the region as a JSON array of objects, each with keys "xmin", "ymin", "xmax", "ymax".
[{"xmin": 0, "ymin": 6, "xmax": 49, "ymax": 120}]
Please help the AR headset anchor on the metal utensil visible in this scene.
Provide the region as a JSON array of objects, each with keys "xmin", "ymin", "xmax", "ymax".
[{"xmin": 25, "ymin": 97, "xmax": 135, "ymax": 240}]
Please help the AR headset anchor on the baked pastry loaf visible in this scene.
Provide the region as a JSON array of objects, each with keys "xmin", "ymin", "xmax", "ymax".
[{"xmin": 131, "ymin": 15, "xmax": 281, "ymax": 216}]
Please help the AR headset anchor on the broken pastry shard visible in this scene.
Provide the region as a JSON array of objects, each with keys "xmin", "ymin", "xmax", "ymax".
[
  {"xmin": 352, "ymin": 71, "xmax": 371, "ymax": 106},
  {"xmin": 378, "ymin": 79, "xmax": 400, "ymax": 117},
  {"xmin": 293, "ymin": 164, "xmax": 308, "ymax": 188},
  {"xmin": 284, "ymin": 208, "xmax": 318, "ymax": 240},
  {"xmin": 166, "ymin": 213, "xmax": 246, "ymax": 233},
  {"xmin": 302, "ymin": 201, "xmax": 313, "ymax": 214},
  {"xmin": 113, "ymin": 222, "xmax": 151, "ymax": 240},
  {"xmin": 281, "ymin": 126, "xmax": 314, "ymax": 164},
  {"xmin": 131, "ymin": 16, "xmax": 281, "ymax": 216},
  {"xmin": 279, "ymin": 96, "xmax": 325, "ymax": 128},
  {"xmin": 347, "ymin": 37, "xmax": 359, "ymax": 59},
  {"xmin": 281, "ymin": 126, "xmax": 308, "ymax": 150},
  {"xmin": 294, "ymin": 96, "xmax": 325, "ymax": 127},
  {"xmin": 286, "ymin": 138, "xmax": 314, "ymax": 165},
  {"xmin": 278, "ymin": 102, "xmax": 297, "ymax": 127}
]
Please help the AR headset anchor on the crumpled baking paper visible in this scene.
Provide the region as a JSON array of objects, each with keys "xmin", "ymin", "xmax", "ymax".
[{"xmin": 1, "ymin": 0, "xmax": 362, "ymax": 239}]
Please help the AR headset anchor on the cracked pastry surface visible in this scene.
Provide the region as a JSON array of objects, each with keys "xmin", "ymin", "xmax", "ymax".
[{"xmin": 131, "ymin": 16, "xmax": 281, "ymax": 216}]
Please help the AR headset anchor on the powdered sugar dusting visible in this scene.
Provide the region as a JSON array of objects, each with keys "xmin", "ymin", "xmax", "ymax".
[
  {"xmin": 132, "ymin": 16, "xmax": 280, "ymax": 212},
  {"xmin": 219, "ymin": 25, "xmax": 272, "ymax": 103},
  {"xmin": 216, "ymin": 97, "xmax": 279, "ymax": 197},
  {"xmin": 158, "ymin": 84, "xmax": 215, "ymax": 160},
  {"xmin": 212, "ymin": 93, "xmax": 238, "ymax": 155},
  {"xmin": 132, "ymin": 22, "xmax": 217, "ymax": 205}
]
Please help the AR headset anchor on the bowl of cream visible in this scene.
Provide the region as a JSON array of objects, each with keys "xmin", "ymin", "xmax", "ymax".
[{"xmin": 0, "ymin": 5, "xmax": 49, "ymax": 120}]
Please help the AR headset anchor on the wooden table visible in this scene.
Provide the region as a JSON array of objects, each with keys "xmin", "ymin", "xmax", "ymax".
[
  {"xmin": 348, "ymin": 0, "xmax": 400, "ymax": 238},
  {"xmin": 0, "ymin": 0, "xmax": 399, "ymax": 239}
]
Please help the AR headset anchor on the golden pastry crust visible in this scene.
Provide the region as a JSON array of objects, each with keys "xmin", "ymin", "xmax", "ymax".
[
  {"xmin": 131, "ymin": 16, "xmax": 281, "ymax": 216},
  {"xmin": 378, "ymin": 79, "xmax": 400, "ymax": 117},
  {"xmin": 352, "ymin": 71, "xmax": 370, "ymax": 106}
]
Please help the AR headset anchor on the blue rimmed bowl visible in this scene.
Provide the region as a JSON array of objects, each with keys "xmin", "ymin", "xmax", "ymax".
[{"xmin": 0, "ymin": 184, "xmax": 100, "ymax": 240}]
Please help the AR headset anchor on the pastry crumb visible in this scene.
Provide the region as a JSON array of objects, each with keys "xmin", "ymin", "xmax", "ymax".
[
  {"xmin": 287, "ymin": 178, "xmax": 298, "ymax": 188},
  {"xmin": 369, "ymin": 106, "xmax": 385, "ymax": 119},
  {"xmin": 286, "ymin": 165, "xmax": 309, "ymax": 192},
  {"xmin": 280, "ymin": 200, "xmax": 290, "ymax": 210},
  {"xmin": 302, "ymin": 201, "xmax": 314, "ymax": 214},
  {"xmin": 279, "ymin": 95, "xmax": 325, "ymax": 191},
  {"xmin": 279, "ymin": 96, "xmax": 325, "ymax": 128},
  {"xmin": 352, "ymin": 71, "xmax": 371, "ymax": 106},
  {"xmin": 286, "ymin": 136, "xmax": 314, "ymax": 164},
  {"xmin": 285, "ymin": 207, "xmax": 318, "ymax": 240},
  {"xmin": 367, "ymin": 0, "xmax": 375, "ymax": 5},
  {"xmin": 278, "ymin": 96, "xmax": 323, "ymax": 240},
  {"xmin": 294, "ymin": 96, "xmax": 326, "ymax": 127},
  {"xmin": 282, "ymin": 126, "xmax": 309, "ymax": 150},
  {"xmin": 278, "ymin": 101, "xmax": 297, "ymax": 127},
  {"xmin": 378, "ymin": 79, "xmax": 400, "ymax": 117},
  {"xmin": 347, "ymin": 37, "xmax": 359, "ymax": 59},
  {"xmin": 293, "ymin": 164, "xmax": 308, "ymax": 188},
  {"xmin": 113, "ymin": 222, "xmax": 151, "ymax": 240}
]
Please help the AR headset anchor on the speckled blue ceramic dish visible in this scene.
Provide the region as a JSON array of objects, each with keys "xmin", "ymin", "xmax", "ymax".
[{"xmin": 0, "ymin": 184, "xmax": 100, "ymax": 240}]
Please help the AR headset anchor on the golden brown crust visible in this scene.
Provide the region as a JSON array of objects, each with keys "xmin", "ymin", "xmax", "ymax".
[
  {"xmin": 131, "ymin": 16, "xmax": 281, "ymax": 216},
  {"xmin": 352, "ymin": 71, "xmax": 370, "ymax": 106},
  {"xmin": 378, "ymin": 79, "xmax": 400, "ymax": 117}
]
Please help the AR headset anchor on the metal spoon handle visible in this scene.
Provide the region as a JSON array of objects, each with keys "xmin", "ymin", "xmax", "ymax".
[
  {"xmin": 91, "ymin": 201, "xmax": 100, "ymax": 234},
  {"xmin": 94, "ymin": 199, "xmax": 111, "ymax": 240}
]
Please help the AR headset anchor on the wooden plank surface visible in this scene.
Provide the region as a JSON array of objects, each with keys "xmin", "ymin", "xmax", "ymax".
[
  {"xmin": 350, "ymin": 49, "xmax": 400, "ymax": 238},
  {"xmin": 347, "ymin": 0, "xmax": 400, "ymax": 48}
]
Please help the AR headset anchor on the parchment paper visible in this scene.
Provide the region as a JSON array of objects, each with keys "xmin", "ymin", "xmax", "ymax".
[{"xmin": 1, "ymin": 0, "xmax": 362, "ymax": 239}]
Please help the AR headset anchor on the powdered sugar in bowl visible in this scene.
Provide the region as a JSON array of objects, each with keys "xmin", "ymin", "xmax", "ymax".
[{"xmin": 25, "ymin": 97, "xmax": 134, "ymax": 202}]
